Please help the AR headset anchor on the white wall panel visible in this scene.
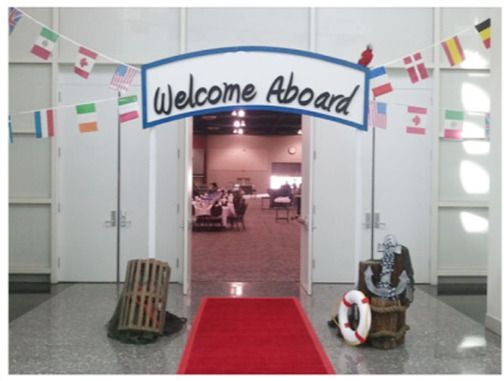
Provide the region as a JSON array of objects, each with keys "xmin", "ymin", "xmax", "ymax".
[
  {"xmin": 317, "ymin": 8, "xmax": 434, "ymax": 66},
  {"xmin": 438, "ymin": 207, "xmax": 489, "ymax": 275},
  {"xmin": 440, "ymin": 70, "xmax": 490, "ymax": 114},
  {"xmin": 59, "ymin": 8, "xmax": 180, "ymax": 63},
  {"xmin": 439, "ymin": 141, "xmax": 490, "ymax": 202},
  {"xmin": 9, "ymin": 205, "xmax": 51, "ymax": 270},
  {"xmin": 440, "ymin": 8, "xmax": 493, "ymax": 69},
  {"xmin": 9, "ymin": 64, "xmax": 52, "ymax": 118},
  {"xmin": 9, "ymin": 135, "xmax": 51, "ymax": 199},
  {"xmin": 9, "ymin": 8, "xmax": 52, "ymax": 62},
  {"xmin": 187, "ymin": 8, "xmax": 310, "ymax": 52}
]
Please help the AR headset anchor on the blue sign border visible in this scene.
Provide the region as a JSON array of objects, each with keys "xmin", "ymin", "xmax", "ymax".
[{"xmin": 141, "ymin": 46, "xmax": 369, "ymax": 131}]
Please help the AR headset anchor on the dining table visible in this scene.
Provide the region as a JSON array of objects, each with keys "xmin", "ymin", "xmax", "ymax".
[{"xmin": 192, "ymin": 199, "xmax": 236, "ymax": 227}]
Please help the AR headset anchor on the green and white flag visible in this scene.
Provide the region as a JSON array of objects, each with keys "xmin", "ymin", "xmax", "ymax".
[
  {"xmin": 444, "ymin": 110, "xmax": 464, "ymax": 140},
  {"xmin": 30, "ymin": 27, "xmax": 59, "ymax": 60},
  {"xmin": 76, "ymin": 103, "xmax": 98, "ymax": 133}
]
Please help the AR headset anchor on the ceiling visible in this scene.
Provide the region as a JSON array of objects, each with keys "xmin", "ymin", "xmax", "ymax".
[{"xmin": 193, "ymin": 110, "xmax": 302, "ymax": 136}]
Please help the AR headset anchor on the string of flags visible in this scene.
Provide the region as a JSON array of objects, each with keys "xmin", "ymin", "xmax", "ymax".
[
  {"xmin": 8, "ymin": 94, "xmax": 488, "ymax": 144},
  {"xmin": 7, "ymin": 8, "xmax": 492, "ymax": 144},
  {"xmin": 9, "ymin": 7, "xmax": 138, "ymax": 94},
  {"xmin": 7, "ymin": 96, "xmax": 141, "ymax": 142},
  {"xmin": 370, "ymin": 18, "xmax": 491, "ymax": 96},
  {"xmin": 368, "ymin": 100, "xmax": 490, "ymax": 140}
]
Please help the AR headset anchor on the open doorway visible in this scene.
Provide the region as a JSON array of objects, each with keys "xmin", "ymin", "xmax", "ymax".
[{"xmin": 189, "ymin": 110, "xmax": 305, "ymax": 287}]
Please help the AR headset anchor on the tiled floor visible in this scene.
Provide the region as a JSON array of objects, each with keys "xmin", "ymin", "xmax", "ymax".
[{"xmin": 9, "ymin": 282, "xmax": 501, "ymax": 374}]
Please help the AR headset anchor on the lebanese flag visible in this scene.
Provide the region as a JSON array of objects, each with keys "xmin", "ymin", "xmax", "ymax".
[
  {"xmin": 34, "ymin": 109, "xmax": 55, "ymax": 138},
  {"xmin": 74, "ymin": 47, "xmax": 98, "ymax": 79},
  {"xmin": 406, "ymin": 106, "xmax": 428, "ymax": 135}
]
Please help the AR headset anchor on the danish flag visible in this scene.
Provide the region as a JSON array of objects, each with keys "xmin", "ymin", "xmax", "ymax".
[{"xmin": 403, "ymin": 52, "xmax": 429, "ymax": 84}]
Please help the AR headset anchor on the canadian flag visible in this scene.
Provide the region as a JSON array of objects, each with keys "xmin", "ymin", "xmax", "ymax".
[
  {"xmin": 74, "ymin": 47, "xmax": 98, "ymax": 79},
  {"xmin": 403, "ymin": 52, "xmax": 429, "ymax": 84},
  {"xmin": 406, "ymin": 106, "xmax": 428, "ymax": 135}
]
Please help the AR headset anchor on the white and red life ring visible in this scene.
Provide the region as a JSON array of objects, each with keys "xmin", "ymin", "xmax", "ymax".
[{"xmin": 338, "ymin": 290, "xmax": 372, "ymax": 346}]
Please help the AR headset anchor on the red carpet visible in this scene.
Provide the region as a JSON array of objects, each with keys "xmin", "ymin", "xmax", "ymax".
[{"xmin": 177, "ymin": 297, "xmax": 335, "ymax": 374}]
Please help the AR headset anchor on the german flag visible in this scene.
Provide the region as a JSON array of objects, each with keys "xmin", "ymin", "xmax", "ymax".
[
  {"xmin": 475, "ymin": 18, "xmax": 491, "ymax": 49},
  {"xmin": 442, "ymin": 36, "xmax": 465, "ymax": 66}
]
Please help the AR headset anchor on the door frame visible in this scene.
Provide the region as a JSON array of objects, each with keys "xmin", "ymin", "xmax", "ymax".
[{"xmin": 179, "ymin": 114, "xmax": 314, "ymax": 295}]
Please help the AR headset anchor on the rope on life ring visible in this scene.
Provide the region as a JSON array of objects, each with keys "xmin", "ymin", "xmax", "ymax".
[{"xmin": 338, "ymin": 290, "xmax": 372, "ymax": 346}]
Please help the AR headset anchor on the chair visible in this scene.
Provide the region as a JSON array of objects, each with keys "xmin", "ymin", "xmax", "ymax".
[{"xmin": 230, "ymin": 200, "xmax": 248, "ymax": 230}]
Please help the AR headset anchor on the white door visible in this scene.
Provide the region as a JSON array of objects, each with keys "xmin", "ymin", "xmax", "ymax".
[
  {"xmin": 299, "ymin": 115, "xmax": 313, "ymax": 294},
  {"xmin": 58, "ymin": 67, "xmax": 149, "ymax": 282},
  {"xmin": 365, "ymin": 75, "xmax": 432, "ymax": 282},
  {"xmin": 181, "ymin": 119, "xmax": 193, "ymax": 294}
]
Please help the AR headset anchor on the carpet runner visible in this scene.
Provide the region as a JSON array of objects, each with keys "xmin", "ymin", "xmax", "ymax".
[{"xmin": 178, "ymin": 297, "xmax": 335, "ymax": 374}]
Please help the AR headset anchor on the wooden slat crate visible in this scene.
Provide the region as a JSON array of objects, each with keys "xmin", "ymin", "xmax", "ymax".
[{"xmin": 118, "ymin": 259, "xmax": 171, "ymax": 334}]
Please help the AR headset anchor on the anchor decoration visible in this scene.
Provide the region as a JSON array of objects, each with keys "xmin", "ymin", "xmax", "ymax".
[{"xmin": 365, "ymin": 234, "xmax": 411, "ymax": 300}]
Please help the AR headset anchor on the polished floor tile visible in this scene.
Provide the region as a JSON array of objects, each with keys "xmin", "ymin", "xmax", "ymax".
[{"xmin": 9, "ymin": 282, "xmax": 501, "ymax": 374}]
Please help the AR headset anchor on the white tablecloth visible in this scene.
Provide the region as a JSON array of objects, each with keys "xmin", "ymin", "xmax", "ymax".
[{"xmin": 192, "ymin": 201, "xmax": 235, "ymax": 226}]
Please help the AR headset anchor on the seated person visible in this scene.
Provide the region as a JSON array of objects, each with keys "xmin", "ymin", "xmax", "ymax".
[{"xmin": 200, "ymin": 182, "xmax": 221, "ymax": 201}]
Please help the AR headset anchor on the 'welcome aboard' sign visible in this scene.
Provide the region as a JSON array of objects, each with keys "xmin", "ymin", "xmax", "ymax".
[{"xmin": 141, "ymin": 46, "xmax": 369, "ymax": 131}]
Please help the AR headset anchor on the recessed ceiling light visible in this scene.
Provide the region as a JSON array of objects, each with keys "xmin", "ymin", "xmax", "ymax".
[
  {"xmin": 233, "ymin": 120, "xmax": 240, "ymax": 127},
  {"xmin": 240, "ymin": 120, "xmax": 246, "ymax": 127},
  {"xmin": 231, "ymin": 111, "xmax": 237, "ymax": 116},
  {"xmin": 238, "ymin": 110, "xmax": 245, "ymax": 117},
  {"xmin": 238, "ymin": 128, "xmax": 244, "ymax": 135},
  {"xmin": 297, "ymin": 129, "xmax": 302, "ymax": 135}
]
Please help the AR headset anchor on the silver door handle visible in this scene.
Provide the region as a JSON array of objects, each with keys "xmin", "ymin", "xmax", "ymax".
[
  {"xmin": 120, "ymin": 211, "xmax": 131, "ymax": 228},
  {"xmin": 105, "ymin": 211, "xmax": 116, "ymax": 227}
]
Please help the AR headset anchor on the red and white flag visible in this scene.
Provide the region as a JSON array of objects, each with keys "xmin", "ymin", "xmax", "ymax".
[
  {"xmin": 403, "ymin": 52, "xmax": 429, "ymax": 84},
  {"xmin": 369, "ymin": 66, "xmax": 393, "ymax": 98},
  {"xmin": 406, "ymin": 106, "xmax": 428, "ymax": 135},
  {"xmin": 74, "ymin": 47, "xmax": 98, "ymax": 79}
]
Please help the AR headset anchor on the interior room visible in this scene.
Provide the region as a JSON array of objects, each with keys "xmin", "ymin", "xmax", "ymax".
[
  {"xmin": 5, "ymin": 5, "xmax": 502, "ymax": 376},
  {"xmin": 191, "ymin": 110, "xmax": 303, "ymax": 284}
]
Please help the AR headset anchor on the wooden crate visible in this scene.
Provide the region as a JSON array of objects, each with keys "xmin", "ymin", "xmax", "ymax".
[
  {"xmin": 357, "ymin": 259, "xmax": 410, "ymax": 349},
  {"xmin": 118, "ymin": 259, "xmax": 171, "ymax": 334},
  {"xmin": 367, "ymin": 297, "xmax": 409, "ymax": 349}
]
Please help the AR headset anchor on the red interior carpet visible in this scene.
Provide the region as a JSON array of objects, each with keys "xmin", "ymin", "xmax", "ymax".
[{"xmin": 177, "ymin": 297, "xmax": 335, "ymax": 374}]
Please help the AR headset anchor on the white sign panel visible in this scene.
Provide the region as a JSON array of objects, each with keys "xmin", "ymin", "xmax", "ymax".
[{"xmin": 142, "ymin": 46, "xmax": 369, "ymax": 130}]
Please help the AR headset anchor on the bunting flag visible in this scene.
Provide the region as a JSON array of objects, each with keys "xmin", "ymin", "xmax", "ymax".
[
  {"xmin": 34, "ymin": 109, "xmax": 55, "ymax": 138},
  {"xmin": 76, "ymin": 103, "xmax": 98, "ymax": 133},
  {"xmin": 9, "ymin": 115, "xmax": 14, "ymax": 144},
  {"xmin": 110, "ymin": 64, "xmax": 136, "ymax": 92},
  {"xmin": 485, "ymin": 112, "xmax": 490, "ymax": 139},
  {"xmin": 443, "ymin": 110, "xmax": 464, "ymax": 140},
  {"xmin": 31, "ymin": 27, "xmax": 59, "ymax": 60},
  {"xmin": 369, "ymin": 66, "xmax": 393, "ymax": 98},
  {"xmin": 118, "ymin": 95, "xmax": 140, "ymax": 123},
  {"xmin": 369, "ymin": 101, "xmax": 387, "ymax": 129},
  {"xmin": 406, "ymin": 106, "xmax": 428, "ymax": 135},
  {"xmin": 404, "ymin": 52, "xmax": 429, "ymax": 83},
  {"xmin": 74, "ymin": 47, "xmax": 98, "ymax": 79},
  {"xmin": 9, "ymin": 7, "xmax": 23, "ymax": 35},
  {"xmin": 475, "ymin": 19, "xmax": 491, "ymax": 49},
  {"xmin": 442, "ymin": 36, "xmax": 465, "ymax": 66}
]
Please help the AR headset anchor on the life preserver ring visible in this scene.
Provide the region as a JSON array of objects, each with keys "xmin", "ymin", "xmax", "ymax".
[{"xmin": 338, "ymin": 290, "xmax": 372, "ymax": 346}]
